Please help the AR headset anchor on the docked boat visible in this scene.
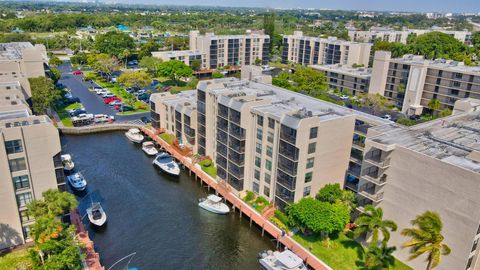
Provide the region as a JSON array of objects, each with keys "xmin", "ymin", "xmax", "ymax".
[
  {"xmin": 152, "ymin": 152, "xmax": 180, "ymax": 176},
  {"xmin": 198, "ymin": 194, "xmax": 230, "ymax": 214},
  {"xmin": 61, "ymin": 154, "xmax": 75, "ymax": 171},
  {"xmin": 67, "ymin": 172, "xmax": 87, "ymax": 191},
  {"xmin": 259, "ymin": 250, "xmax": 307, "ymax": 270},
  {"xmin": 87, "ymin": 202, "xmax": 107, "ymax": 227},
  {"xmin": 142, "ymin": 141, "xmax": 158, "ymax": 156},
  {"xmin": 125, "ymin": 128, "xmax": 144, "ymax": 143}
]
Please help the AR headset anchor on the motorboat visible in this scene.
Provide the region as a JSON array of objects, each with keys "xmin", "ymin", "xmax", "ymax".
[
  {"xmin": 87, "ymin": 202, "xmax": 107, "ymax": 227},
  {"xmin": 61, "ymin": 154, "xmax": 75, "ymax": 171},
  {"xmin": 198, "ymin": 194, "xmax": 230, "ymax": 214},
  {"xmin": 142, "ymin": 141, "xmax": 158, "ymax": 156},
  {"xmin": 67, "ymin": 172, "xmax": 87, "ymax": 191},
  {"xmin": 152, "ymin": 152, "xmax": 180, "ymax": 176},
  {"xmin": 125, "ymin": 128, "xmax": 144, "ymax": 143},
  {"xmin": 259, "ymin": 250, "xmax": 307, "ymax": 270}
]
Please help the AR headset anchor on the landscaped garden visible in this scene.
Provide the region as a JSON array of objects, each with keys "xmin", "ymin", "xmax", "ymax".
[
  {"xmin": 198, "ymin": 158, "xmax": 217, "ymax": 178},
  {"xmin": 159, "ymin": 132, "xmax": 176, "ymax": 145},
  {"xmin": 243, "ymin": 191, "xmax": 270, "ymax": 213},
  {"xmin": 0, "ymin": 249, "xmax": 31, "ymax": 270}
]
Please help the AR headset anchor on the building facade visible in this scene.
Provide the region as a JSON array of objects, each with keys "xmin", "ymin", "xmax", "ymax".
[
  {"xmin": 310, "ymin": 64, "xmax": 371, "ymax": 96},
  {"xmin": 151, "ymin": 50, "xmax": 205, "ymax": 69},
  {"xmin": 348, "ymin": 27, "xmax": 472, "ymax": 44},
  {"xmin": 281, "ymin": 31, "xmax": 372, "ymax": 67},
  {"xmin": 189, "ymin": 30, "xmax": 270, "ymax": 69},
  {"xmin": 370, "ymin": 51, "xmax": 480, "ymax": 115}
]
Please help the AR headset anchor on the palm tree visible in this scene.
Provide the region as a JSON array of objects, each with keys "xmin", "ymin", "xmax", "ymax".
[
  {"xmin": 401, "ymin": 211, "xmax": 451, "ymax": 270},
  {"xmin": 364, "ymin": 244, "xmax": 396, "ymax": 270},
  {"xmin": 354, "ymin": 205, "xmax": 398, "ymax": 247}
]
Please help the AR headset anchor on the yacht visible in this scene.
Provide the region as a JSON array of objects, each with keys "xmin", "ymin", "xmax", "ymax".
[
  {"xmin": 67, "ymin": 172, "xmax": 87, "ymax": 191},
  {"xmin": 259, "ymin": 250, "xmax": 307, "ymax": 270},
  {"xmin": 125, "ymin": 128, "xmax": 144, "ymax": 143},
  {"xmin": 198, "ymin": 194, "xmax": 230, "ymax": 214},
  {"xmin": 61, "ymin": 154, "xmax": 75, "ymax": 171},
  {"xmin": 152, "ymin": 152, "xmax": 180, "ymax": 176},
  {"xmin": 87, "ymin": 202, "xmax": 107, "ymax": 227},
  {"xmin": 142, "ymin": 141, "xmax": 158, "ymax": 156}
]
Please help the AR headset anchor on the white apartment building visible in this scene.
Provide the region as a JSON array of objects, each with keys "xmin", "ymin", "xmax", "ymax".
[
  {"xmin": 281, "ymin": 31, "xmax": 372, "ymax": 67},
  {"xmin": 310, "ymin": 64, "xmax": 371, "ymax": 96},
  {"xmin": 151, "ymin": 50, "xmax": 206, "ymax": 69},
  {"xmin": 348, "ymin": 27, "xmax": 472, "ymax": 44},
  {"xmin": 189, "ymin": 30, "xmax": 270, "ymax": 69}
]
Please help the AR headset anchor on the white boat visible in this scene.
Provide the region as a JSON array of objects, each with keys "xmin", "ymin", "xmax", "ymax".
[
  {"xmin": 142, "ymin": 141, "xmax": 158, "ymax": 156},
  {"xmin": 67, "ymin": 172, "xmax": 87, "ymax": 191},
  {"xmin": 61, "ymin": 154, "xmax": 75, "ymax": 171},
  {"xmin": 125, "ymin": 128, "xmax": 144, "ymax": 143},
  {"xmin": 198, "ymin": 194, "xmax": 230, "ymax": 214},
  {"xmin": 259, "ymin": 250, "xmax": 307, "ymax": 270},
  {"xmin": 152, "ymin": 152, "xmax": 180, "ymax": 176},
  {"xmin": 87, "ymin": 202, "xmax": 107, "ymax": 227}
]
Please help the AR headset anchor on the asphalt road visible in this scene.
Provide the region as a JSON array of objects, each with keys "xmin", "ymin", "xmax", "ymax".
[{"xmin": 58, "ymin": 62, "xmax": 149, "ymax": 122}]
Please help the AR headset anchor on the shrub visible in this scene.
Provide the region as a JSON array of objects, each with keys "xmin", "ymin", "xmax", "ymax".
[
  {"xmin": 255, "ymin": 196, "xmax": 269, "ymax": 205},
  {"xmin": 200, "ymin": 159, "xmax": 212, "ymax": 167},
  {"xmin": 396, "ymin": 117, "xmax": 417, "ymax": 126},
  {"xmin": 134, "ymin": 101, "xmax": 147, "ymax": 110},
  {"xmin": 244, "ymin": 191, "xmax": 255, "ymax": 202},
  {"xmin": 275, "ymin": 210, "xmax": 289, "ymax": 225}
]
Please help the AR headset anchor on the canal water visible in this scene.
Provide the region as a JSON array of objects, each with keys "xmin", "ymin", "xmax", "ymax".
[{"xmin": 61, "ymin": 132, "xmax": 275, "ymax": 270}]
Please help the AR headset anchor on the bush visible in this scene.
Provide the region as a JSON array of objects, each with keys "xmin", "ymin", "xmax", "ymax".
[
  {"xmin": 170, "ymin": 89, "xmax": 181, "ymax": 94},
  {"xmin": 255, "ymin": 196, "xmax": 269, "ymax": 205},
  {"xmin": 396, "ymin": 117, "xmax": 417, "ymax": 126},
  {"xmin": 244, "ymin": 191, "xmax": 255, "ymax": 202},
  {"xmin": 200, "ymin": 159, "xmax": 212, "ymax": 167},
  {"xmin": 275, "ymin": 210, "xmax": 289, "ymax": 225},
  {"xmin": 134, "ymin": 101, "xmax": 147, "ymax": 110}
]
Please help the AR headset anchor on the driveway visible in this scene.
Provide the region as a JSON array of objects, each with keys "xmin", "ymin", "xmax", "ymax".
[{"xmin": 58, "ymin": 62, "xmax": 149, "ymax": 122}]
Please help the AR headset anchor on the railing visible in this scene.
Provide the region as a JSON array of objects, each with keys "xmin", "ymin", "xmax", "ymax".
[{"xmin": 364, "ymin": 155, "xmax": 391, "ymax": 168}]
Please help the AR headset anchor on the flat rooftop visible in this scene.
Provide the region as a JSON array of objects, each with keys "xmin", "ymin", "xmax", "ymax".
[
  {"xmin": 0, "ymin": 42, "xmax": 34, "ymax": 60},
  {"xmin": 152, "ymin": 50, "xmax": 203, "ymax": 57},
  {"xmin": 284, "ymin": 33, "xmax": 370, "ymax": 45},
  {"xmin": 370, "ymin": 112, "xmax": 480, "ymax": 173},
  {"xmin": 310, "ymin": 64, "xmax": 372, "ymax": 78},
  {"xmin": 391, "ymin": 55, "xmax": 480, "ymax": 75}
]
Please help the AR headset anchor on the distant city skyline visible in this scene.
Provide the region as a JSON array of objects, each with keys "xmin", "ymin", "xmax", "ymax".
[{"xmin": 109, "ymin": 0, "xmax": 479, "ymax": 13}]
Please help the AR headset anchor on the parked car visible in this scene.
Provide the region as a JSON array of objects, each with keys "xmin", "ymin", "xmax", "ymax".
[
  {"xmin": 102, "ymin": 93, "xmax": 115, "ymax": 98},
  {"xmin": 111, "ymin": 76, "xmax": 118, "ymax": 83},
  {"xmin": 126, "ymin": 86, "xmax": 141, "ymax": 94},
  {"xmin": 382, "ymin": 114, "xmax": 392, "ymax": 121},
  {"xmin": 137, "ymin": 93, "xmax": 150, "ymax": 101},
  {"xmin": 409, "ymin": 114, "xmax": 421, "ymax": 121},
  {"xmin": 63, "ymin": 97, "xmax": 80, "ymax": 104},
  {"xmin": 94, "ymin": 114, "xmax": 115, "ymax": 123},
  {"xmin": 64, "ymin": 92, "xmax": 73, "ymax": 99},
  {"xmin": 339, "ymin": 95, "xmax": 349, "ymax": 100},
  {"xmin": 72, "ymin": 71, "xmax": 83, "ymax": 75},
  {"xmin": 109, "ymin": 100, "xmax": 123, "ymax": 106},
  {"xmin": 70, "ymin": 108, "xmax": 87, "ymax": 116},
  {"xmin": 151, "ymin": 80, "xmax": 160, "ymax": 87},
  {"xmin": 103, "ymin": 97, "xmax": 121, "ymax": 104},
  {"xmin": 135, "ymin": 90, "xmax": 147, "ymax": 96},
  {"xmin": 140, "ymin": 117, "xmax": 151, "ymax": 124},
  {"xmin": 117, "ymin": 106, "xmax": 134, "ymax": 112}
]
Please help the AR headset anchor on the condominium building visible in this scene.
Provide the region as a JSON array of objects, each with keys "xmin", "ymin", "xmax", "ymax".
[
  {"xmin": 281, "ymin": 31, "xmax": 372, "ymax": 67},
  {"xmin": 348, "ymin": 27, "xmax": 472, "ymax": 44},
  {"xmin": 151, "ymin": 50, "xmax": 206, "ymax": 69},
  {"xmin": 0, "ymin": 92, "xmax": 64, "ymax": 250},
  {"xmin": 150, "ymin": 90, "xmax": 198, "ymax": 153},
  {"xmin": 370, "ymin": 51, "xmax": 480, "ymax": 115},
  {"xmin": 356, "ymin": 103, "xmax": 480, "ymax": 270},
  {"xmin": 0, "ymin": 42, "xmax": 48, "ymax": 102},
  {"xmin": 310, "ymin": 64, "xmax": 371, "ymax": 96},
  {"xmin": 188, "ymin": 30, "xmax": 270, "ymax": 69}
]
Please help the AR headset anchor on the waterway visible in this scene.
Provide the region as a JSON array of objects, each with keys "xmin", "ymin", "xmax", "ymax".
[{"xmin": 61, "ymin": 132, "xmax": 275, "ymax": 270}]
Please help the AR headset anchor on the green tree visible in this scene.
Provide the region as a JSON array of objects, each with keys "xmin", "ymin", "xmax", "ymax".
[
  {"xmin": 157, "ymin": 60, "xmax": 193, "ymax": 85},
  {"xmin": 119, "ymin": 49, "xmax": 131, "ymax": 69},
  {"xmin": 362, "ymin": 94, "xmax": 394, "ymax": 115},
  {"xmin": 471, "ymin": 32, "xmax": 480, "ymax": 49},
  {"xmin": 138, "ymin": 41, "xmax": 160, "ymax": 59},
  {"xmin": 29, "ymin": 77, "xmax": 61, "ymax": 114},
  {"xmin": 263, "ymin": 13, "xmax": 276, "ymax": 55},
  {"xmin": 316, "ymin": 183, "xmax": 356, "ymax": 210},
  {"xmin": 212, "ymin": 71, "xmax": 224, "ymax": 78},
  {"xmin": 70, "ymin": 52, "xmax": 88, "ymax": 65},
  {"xmin": 363, "ymin": 244, "xmax": 397, "ymax": 270},
  {"xmin": 286, "ymin": 198, "xmax": 349, "ymax": 235},
  {"xmin": 407, "ymin": 32, "xmax": 467, "ymax": 59},
  {"xmin": 292, "ymin": 66, "xmax": 328, "ymax": 97},
  {"xmin": 427, "ymin": 99, "xmax": 440, "ymax": 112},
  {"xmin": 139, "ymin": 56, "xmax": 163, "ymax": 76},
  {"xmin": 50, "ymin": 68, "xmax": 61, "ymax": 84},
  {"xmin": 354, "ymin": 205, "xmax": 397, "ymax": 247},
  {"xmin": 439, "ymin": 108, "xmax": 452, "ymax": 117},
  {"xmin": 190, "ymin": 59, "xmax": 201, "ymax": 71},
  {"xmin": 94, "ymin": 31, "xmax": 135, "ymax": 57},
  {"xmin": 48, "ymin": 56, "xmax": 63, "ymax": 67},
  {"xmin": 401, "ymin": 211, "xmax": 451, "ymax": 270},
  {"xmin": 255, "ymin": 58, "xmax": 262, "ymax": 66},
  {"xmin": 93, "ymin": 54, "xmax": 120, "ymax": 78},
  {"xmin": 272, "ymin": 71, "xmax": 293, "ymax": 90},
  {"xmin": 118, "ymin": 70, "xmax": 152, "ymax": 88}
]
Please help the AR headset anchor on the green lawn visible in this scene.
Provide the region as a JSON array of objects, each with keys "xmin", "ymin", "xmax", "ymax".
[
  {"xmin": 242, "ymin": 191, "xmax": 270, "ymax": 213},
  {"xmin": 159, "ymin": 133, "xmax": 175, "ymax": 145},
  {"xmin": 54, "ymin": 102, "xmax": 82, "ymax": 127},
  {"xmin": 0, "ymin": 249, "xmax": 31, "ymax": 270},
  {"xmin": 198, "ymin": 159, "xmax": 217, "ymax": 178},
  {"xmin": 292, "ymin": 233, "xmax": 412, "ymax": 270}
]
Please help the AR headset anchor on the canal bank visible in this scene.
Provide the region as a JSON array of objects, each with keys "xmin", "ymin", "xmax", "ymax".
[{"xmin": 61, "ymin": 132, "xmax": 275, "ymax": 270}]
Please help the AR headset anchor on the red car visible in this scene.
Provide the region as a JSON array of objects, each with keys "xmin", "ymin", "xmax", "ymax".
[
  {"xmin": 72, "ymin": 71, "xmax": 83, "ymax": 75},
  {"xmin": 103, "ymin": 97, "xmax": 121, "ymax": 104}
]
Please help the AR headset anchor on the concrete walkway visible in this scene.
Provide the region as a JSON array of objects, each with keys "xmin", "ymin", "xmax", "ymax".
[
  {"xmin": 70, "ymin": 209, "xmax": 104, "ymax": 270},
  {"xmin": 141, "ymin": 127, "xmax": 332, "ymax": 270}
]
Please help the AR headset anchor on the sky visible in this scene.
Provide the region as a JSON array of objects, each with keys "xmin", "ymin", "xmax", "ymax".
[{"xmin": 117, "ymin": 0, "xmax": 480, "ymax": 13}]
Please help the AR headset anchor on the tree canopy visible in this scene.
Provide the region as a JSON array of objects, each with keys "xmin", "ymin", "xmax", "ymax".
[
  {"xmin": 139, "ymin": 56, "xmax": 163, "ymax": 76},
  {"xmin": 157, "ymin": 60, "xmax": 193, "ymax": 85},
  {"xmin": 292, "ymin": 66, "xmax": 328, "ymax": 97},
  {"xmin": 118, "ymin": 70, "xmax": 152, "ymax": 88},
  {"xmin": 29, "ymin": 76, "xmax": 61, "ymax": 114},
  {"xmin": 94, "ymin": 31, "xmax": 135, "ymax": 57},
  {"xmin": 316, "ymin": 183, "xmax": 356, "ymax": 210}
]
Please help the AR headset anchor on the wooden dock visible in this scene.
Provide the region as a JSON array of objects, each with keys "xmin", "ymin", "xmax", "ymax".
[{"xmin": 141, "ymin": 127, "xmax": 332, "ymax": 270}]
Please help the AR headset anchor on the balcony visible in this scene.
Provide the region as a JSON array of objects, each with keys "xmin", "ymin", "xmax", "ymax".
[
  {"xmin": 347, "ymin": 165, "xmax": 361, "ymax": 178},
  {"xmin": 358, "ymin": 185, "xmax": 384, "ymax": 202},
  {"xmin": 361, "ymin": 171, "xmax": 387, "ymax": 186},
  {"xmin": 364, "ymin": 155, "xmax": 391, "ymax": 168}
]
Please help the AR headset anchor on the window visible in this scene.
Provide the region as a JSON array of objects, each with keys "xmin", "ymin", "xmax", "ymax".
[
  {"xmin": 266, "ymin": 160, "xmax": 272, "ymax": 171},
  {"xmin": 9, "ymin": 158, "xmax": 27, "ymax": 172},
  {"xmin": 309, "ymin": 127, "xmax": 318, "ymax": 139},
  {"xmin": 256, "ymin": 128, "xmax": 263, "ymax": 140},
  {"xmin": 20, "ymin": 210, "xmax": 32, "ymax": 222},
  {"xmin": 266, "ymin": 146, "xmax": 273, "ymax": 157},
  {"xmin": 306, "ymin": 158, "xmax": 315, "ymax": 169},
  {"xmin": 23, "ymin": 226, "xmax": 31, "ymax": 239},
  {"xmin": 264, "ymin": 186, "xmax": 270, "ymax": 197},
  {"xmin": 255, "ymin": 156, "xmax": 261, "ymax": 167},
  {"xmin": 12, "ymin": 175, "xmax": 29, "ymax": 190},
  {"xmin": 5, "ymin": 140, "xmax": 23, "ymax": 154},
  {"xmin": 253, "ymin": 182, "xmax": 259, "ymax": 193},
  {"xmin": 265, "ymin": 173, "xmax": 271, "ymax": 184},
  {"xmin": 303, "ymin": 186, "xmax": 311, "ymax": 197},
  {"xmin": 254, "ymin": 170, "xmax": 260, "ymax": 180},
  {"xmin": 305, "ymin": 172, "xmax": 313, "ymax": 183},
  {"xmin": 308, "ymin": 142, "xmax": 316, "ymax": 154},
  {"xmin": 267, "ymin": 132, "xmax": 274, "ymax": 143},
  {"xmin": 257, "ymin": 115, "xmax": 264, "ymax": 126},
  {"xmin": 255, "ymin": 143, "xmax": 262, "ymax": 154},
  {"xmin": 268, "ymin": 118, "xmax": 275, "ymax": 129},
  {"xmin": 16, "ymin": 192, "xmax": 33, "ymax": 208}
]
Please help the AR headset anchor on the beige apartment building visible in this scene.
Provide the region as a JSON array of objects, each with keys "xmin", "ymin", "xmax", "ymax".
[
  {"xmin": 348, "ymin": 27, "xmax": 472, "ymax": 44},
  {"xmin": 189, "ymin": 30, "xmax": 270, "ymax": 69},
  {"xmin": 370, "ymin": 51, "xmax": 480, "ymax": 115},
  {"xmin": 310, "ymin": 64, "xmax": 371, "ymax": 96},
  {"xmin": 151, "ymin": 50, "xmax": 205, "ymax": 69},
  {"xmin": 281, "ymin": 31, "xmax": 372, "ymax": 67},
  {"xmin": 356, "ymin": 102, "xmax": 480, "ymax": 270}
]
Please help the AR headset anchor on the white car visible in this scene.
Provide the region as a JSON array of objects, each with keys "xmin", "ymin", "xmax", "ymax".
[
  {"xmin": 96, "ymin": 89, "xmax": 108, "ymax": 95},
  {"xmin": 135, "ymin": 90, "xmax": 146, "ymax": 96},
  {"xmin": 94, "ymin": 114, "xmax": 114, "ymax": 123},
  {"xmin": 109, "ymin": 100, "xmax": 123, "ymax": 106},
  {"xmin": 102, "ymin": 93, "xmax": 114, "ymax": 98},
  {"xmin": 383, "ymin": 114, "xmax": 392, "ymax": 120},
  {"xmin": 340, "ymin": 95, "xmax": 349, "ymax": 100}
]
